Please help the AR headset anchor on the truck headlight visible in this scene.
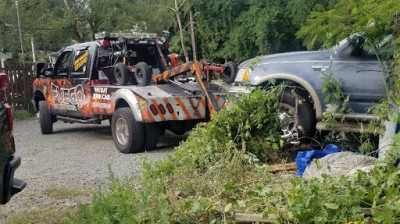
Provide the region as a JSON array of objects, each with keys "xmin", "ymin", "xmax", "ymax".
[{"xmin": 236, "ymin": 68, "xmax": 250, "ymax": 82}]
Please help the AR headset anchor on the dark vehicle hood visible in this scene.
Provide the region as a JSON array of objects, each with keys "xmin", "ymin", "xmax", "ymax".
[{"xmin": 239, "ymin": 50, "xmax": 333, "ymax": 68}]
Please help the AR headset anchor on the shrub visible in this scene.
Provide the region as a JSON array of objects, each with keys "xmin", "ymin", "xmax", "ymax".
[{"xmin": 69, "ymin": 87, "xmax": 288, "ymax": 223}]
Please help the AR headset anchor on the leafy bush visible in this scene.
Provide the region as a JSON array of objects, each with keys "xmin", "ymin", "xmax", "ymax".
[
  {"xmin": 13, "ymin": 110, "xmax": 35, "ymax": 120},
  {"xmin": 68, "ymin": 87, "xmax": 289, "ymax": 223},
  {"xmin": 69, "ymin": 86, "xmax": 400, "ymax": 223}
]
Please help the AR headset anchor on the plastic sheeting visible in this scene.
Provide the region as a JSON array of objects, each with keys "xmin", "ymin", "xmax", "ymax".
[
  {"xmin": 302, "ymin": 152, "xmax": 377, "ymax": 180},
  {"xmin": 295, "ymin": 144, "xmax": 343, "ymax": 177}
]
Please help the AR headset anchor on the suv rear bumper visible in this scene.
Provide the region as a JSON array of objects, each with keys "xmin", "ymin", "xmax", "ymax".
[{"xmin": 2, "ymin": 156, "xmax": 26, "ymax": 204}]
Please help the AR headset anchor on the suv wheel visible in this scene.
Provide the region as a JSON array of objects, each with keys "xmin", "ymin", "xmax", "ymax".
[
  {"xmin": 278, "ymin": 91, "xmax": 315, "ymax": 143},
  {"xmin": 111, "ymin": 107, "xmax": 144, "ymax": 153},
  {"xmin": 39, "ymin": 101, "xmax": 53, "ymax": 134}
]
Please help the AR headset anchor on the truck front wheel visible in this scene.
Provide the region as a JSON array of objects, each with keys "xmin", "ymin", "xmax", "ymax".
[
  {"xmin": 39, "ymin": 101, "xmax": 53, "ymax": 134},
  {"xmin": 112, "ymin": 108, "xmax": 144, "ymax": 153},
  {"xmin": 278, "ymin": 91, "xmax": 316, "ymax": 143}
]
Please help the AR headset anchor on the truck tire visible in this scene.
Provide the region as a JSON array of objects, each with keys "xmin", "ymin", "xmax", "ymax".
[
  {"xmin": 114, "ymin": 63, "xmax": 130, "ymax": 85},
  {"xmin": 111, "ymin": 107, "xmax": 144, "ymax": 153},
  {"xmin": 39, "ymin": 101, "xmax": 53, "ymax": 134},
  {"xmin": 143, "ymin": 123, "xmax": 161, "ymax": 151},
  {"xmin": 222, "ymin": 61, "xmax": 237, "ymax": 84},
  {"xmin": 135, "ymin": 62, "xmax": 151, "ymax": 87},
  {"xmin": 278, "ymin": 91, "xmax": 315, "ymax": 142}
]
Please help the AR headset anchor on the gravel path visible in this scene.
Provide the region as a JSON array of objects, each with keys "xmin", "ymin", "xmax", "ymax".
[{"xmin": 0, "ymin": 118, "xmax": 184, "ymax": 217}]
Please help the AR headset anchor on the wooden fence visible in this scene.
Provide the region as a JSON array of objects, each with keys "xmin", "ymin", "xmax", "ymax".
[{"xmin": 1, "ymin": 62, "xmax": 34, "ymax": 111}]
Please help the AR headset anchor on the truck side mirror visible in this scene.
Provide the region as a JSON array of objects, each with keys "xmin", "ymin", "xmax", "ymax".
[
  {"xmin": 35, "ymin": 63, "xmax": 54, "ymax": 77},
  {"xmin": 35, "ymin": 63, "xmax": 46, "ymax": 78},
  {"xmin": 45, "ymin": 68, "xmax": 54, "ymax": 77}
]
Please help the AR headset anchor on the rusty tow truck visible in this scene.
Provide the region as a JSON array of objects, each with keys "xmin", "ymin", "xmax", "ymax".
[{"xmin": 32, "ymin": 32, "xmax": 237, "ymax": 153}]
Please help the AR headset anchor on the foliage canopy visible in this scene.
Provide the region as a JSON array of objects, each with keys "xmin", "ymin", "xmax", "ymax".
[{"xmin": 0, "ymin": 0, "xmax": 334, "ymax": 63}]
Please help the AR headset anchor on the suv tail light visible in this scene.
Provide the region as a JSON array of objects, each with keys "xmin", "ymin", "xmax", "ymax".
[
  {"xmin": 0, "ymin": 73, "xmax": 8, "ymax": 91},
  {"xmin": 0, "ymin": 73, "xmax": 12, "ymax": 132}
]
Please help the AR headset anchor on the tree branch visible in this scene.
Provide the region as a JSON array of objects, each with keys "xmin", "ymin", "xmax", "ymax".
[
  {"xmin": 153, "ymin": 3, "xmax": 174, "ymax": 12},
  {"xmin": 178, "ymin": 0, "xmax": 186, "ymax": 10}
]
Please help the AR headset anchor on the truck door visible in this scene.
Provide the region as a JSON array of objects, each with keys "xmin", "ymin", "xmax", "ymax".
[
  {"xmin": 331, "ymin": 37, "xmax": 386, "ymax": 113},
  {"xmin": 50, "ymin": 50, "xmax": 73, "ymax": 115},
  {"xmin": 67, "ymin": 47, "xmax": 92, "ymax": 118}
]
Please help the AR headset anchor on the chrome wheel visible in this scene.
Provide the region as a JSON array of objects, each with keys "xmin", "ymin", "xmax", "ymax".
[
  {"xmin": 278, "ymin": 103, "xmax": 298, "ymax": 142},
  {"xmin": 115, "ymin": 117, "xmax": 129, "ymax": 145}
]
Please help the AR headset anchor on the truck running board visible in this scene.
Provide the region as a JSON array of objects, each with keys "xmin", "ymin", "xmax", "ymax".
[
  {"xmin": 316, "ymin": 121, "xmax": 379, "ymax": 134},
  {"xmin": 56, "ymin": 116, "xmax": 101, "ymax": 124}
]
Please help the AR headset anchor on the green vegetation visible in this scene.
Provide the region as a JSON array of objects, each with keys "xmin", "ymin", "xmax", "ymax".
[
  {"xmin": 42, "ymin": 186, "xmax": 94, "ymax": 200},
  {"xmin": 67, "ymin": 87, "xmax": 400, "ymax": 223},
  {"xmin": 65, "ymin": 0, "xmax": 400, "ymax": 223},
  {"xmin": 5, "ymin": 207, "xmax": 75, "ymax": 224},
  {"xmin": 12, "ymin": 110, "xmax": 35, "ymax": 121},
  {"xmin": 299, "ymin": 0, "xmax": 400, "ymax": 153},
  {"xmin": 68, "ymin": 87, "xmax": 289, "ymax": 223},
  {"xmin": 0, "ymin": 0, "xmax": 334, "ymax": 63},
  {"xmin": 298, "ymin": 0, "xmax": 400, "ymax": 104},
  {"xmin": 3, "ymin": 0, "xmax": 400, "ymax": 223}
]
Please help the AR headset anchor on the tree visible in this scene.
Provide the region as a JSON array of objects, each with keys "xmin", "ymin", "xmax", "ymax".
[
  {"xmin": 297, "ymin": 0, "xmax": 400, "ymax": 49},
  {"xmin": 297, "ymin": 0, "xmax": 400, "ymax": 103},
  {"xmin": 190, "ymin": 0, "xmax": 334, "ymax": 63}
]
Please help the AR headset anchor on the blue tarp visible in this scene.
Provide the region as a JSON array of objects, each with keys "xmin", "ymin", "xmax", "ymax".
[{"xmin": 296, "ymin": 144, "xmax": 343, "ymax": 177}]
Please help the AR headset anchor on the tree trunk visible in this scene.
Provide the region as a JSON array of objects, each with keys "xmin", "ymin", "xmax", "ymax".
[
  {"xmin": 175, "ymin": 0, "xmax": 189, "ymax": 63},
  {"xmin": 190, "ymin": 9, "xmax": 197, "ymax": 62},
  {"xmin": 63, "ymin": 0, "xmax": 85, "ymax": 43}
]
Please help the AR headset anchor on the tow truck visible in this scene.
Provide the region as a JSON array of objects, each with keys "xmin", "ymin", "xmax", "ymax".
[{"xmin": 32, "ymin": 32, "xmax": 237, "ymax": 153}]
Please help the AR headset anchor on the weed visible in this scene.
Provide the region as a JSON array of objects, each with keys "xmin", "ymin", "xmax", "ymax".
[
  {"xmin": 68, "ymin": 87, "xmax": 288, "ymax": 223},
  {"xmin": 42, "ymin": 186, "xmax": 94, "ymax": 200},
  {"xmin": 68, "ymin": 86, "xmax": 400, "ymax": 223},
  {"xmin": 5, "ymin": 207, "xmax": 75, "ymax": 224},
  {"xmin": 13, "ymin": 110, "xmax": 35, "ymax": 121}
]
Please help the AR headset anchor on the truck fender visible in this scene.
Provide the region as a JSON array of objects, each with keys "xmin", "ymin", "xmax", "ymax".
[
  {"xmin": 32, "ymin": 90, "xmax": 45, "ymax": 112},
  {"xmin": 111, "ymin": 89, "xmax": 143, "ymax": 122},
  {"xmin": 253, "ymin": 73, "xmax": 323, "ymax": 121}
]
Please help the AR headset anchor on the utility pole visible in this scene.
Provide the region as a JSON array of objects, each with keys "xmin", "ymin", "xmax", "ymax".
[
  {"xmin": 31, "ymin": 37, "xmax": 36, "ymax": 62},
  {"xmin": 15, "ymin": 0, "xmax": 25, "ymax": 67}
]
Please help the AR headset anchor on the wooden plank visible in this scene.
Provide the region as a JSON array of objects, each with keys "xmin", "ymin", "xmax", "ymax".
[
  {"xmin": 23, "ymin": 66, "xmax": 30, "ymax": 108},
  {"xmin": 266, "ymin": 163, "xmax": 297, "ymax": 173},
  {"xmin": 2, "ymin": 62, "xmax": 34, "ymax": 110},
  {"xmin": 235, "ymin": 213, "xmax": 277, "ymax": 223},
  {"xmin": 17, "ymin": 65, "xmax": 22, "ymax": 110},
  {"xmin": 22, "ymin": 67, "xmax": 27, "ymax": 107}
]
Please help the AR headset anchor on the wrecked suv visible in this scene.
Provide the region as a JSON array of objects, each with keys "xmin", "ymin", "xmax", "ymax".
[
  {"xmin": 0, "ymin": 73, "xmax": 25, "ymax": 204},
  {"xmin": 234, "ymin": 36, "xmax": 387, "ymax": 143}
]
